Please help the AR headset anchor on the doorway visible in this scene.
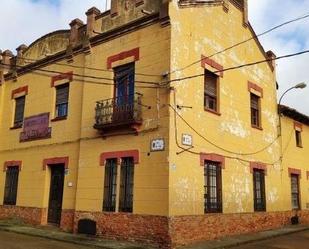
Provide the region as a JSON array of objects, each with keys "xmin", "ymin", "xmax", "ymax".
[{"xmin": 47, "ymin": 165, "xmax": 65, "ymax": 225}]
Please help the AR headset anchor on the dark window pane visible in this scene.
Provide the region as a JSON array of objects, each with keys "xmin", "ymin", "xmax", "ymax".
[
  {"xmin": 291, "ymin": 174, "xmax": 300, "ymax": 210},
  {"xmin": 204, "ymin": 71, "xmax": 218, "ymax": 111},
  {"xmin": 253, "ymin": 169, "xmax": 266, "ymax": 211},
  {"xmin": 204, "ymin": 161, "xmax": 222, "ymax": 213},
  {"xmin": 103, "ymin": 159, "xmax": 118, "ymax": 212},
  {"xmin": 14, "ymin": 96, "xmax": 25, "ymax": 127},
  {"xmin": 3, "ymin": 166, "xmax": 19, "ymax": 205},
  {"xmin": 250, "ymin": 93, "xmax": 260, "ymax": 127},
  {"xmin": 55, "ymin": 84, "xmax": 69, "ymax": 117},
  {"xmin": 119, "ymin": 157, "xmax": 134, "ymax": 213},
  {"xmin": 295, "ymin": 131, "xmax": 302, "ymax": 147}
]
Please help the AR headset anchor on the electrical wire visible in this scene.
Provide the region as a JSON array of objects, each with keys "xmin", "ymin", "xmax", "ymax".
[
  {"xmin": 168, "ymin": 12, "xmax": 309, "ymax": 75},
  {"xmin": 164, "ymin": 49, "xmax": 309, "ymax": 85}
]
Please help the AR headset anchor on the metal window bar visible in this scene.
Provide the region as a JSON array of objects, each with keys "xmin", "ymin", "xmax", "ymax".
[
  {"xmin": 3, "ymin": 166, "xmax": 19, "ymax": 205},
  {"xmin": 253, "ymin": 169, "xmax": 266, "ymax": 211},
  {"xmin": 119, "ymin": 157, "xmax": 134, "ymax": 213},
  {"xmin": 204, "ymin": 161, "xmax": 222, "ymax": 213},
  {"xmin": 291, "ymin": 174, "xmax": 300, "ymax": 210},
  {"xmin": 103, "ymin": 159, "xmax": 118, "ymax": 212}
]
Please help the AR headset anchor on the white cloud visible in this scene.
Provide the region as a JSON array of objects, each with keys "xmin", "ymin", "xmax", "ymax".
[{"xmin": 0, "ymin": 0, "xmax": 308, "ymax": 115}]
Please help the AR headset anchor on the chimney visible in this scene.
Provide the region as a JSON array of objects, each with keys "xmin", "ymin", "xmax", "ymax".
[
  {"xmin": 110, "ymin": 0, "xmax": 118, "ymax": 17},
  {"xmin": 266, "ymin": 50, "xmax": 276, "ymax": 72},
  {"xmin": 69, "ymin": 18, "xmax": 84, "ymax": 47},
  {"xmin": 1, "ymin": 50, "xmax": 13, "ymax": 74},
  {"xmin": 16, "ymin": 44, "xmax": 28, "ymax": 66},
  {"xmin": 243, "ymin": 0, "xmax": 248, "ymax": 27},
  {"xmin": 86, "ymin": 7, "xmax": 101, "ymax": 38}
]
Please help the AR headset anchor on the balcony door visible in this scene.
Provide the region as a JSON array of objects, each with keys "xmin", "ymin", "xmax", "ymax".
[{"xmin": 114, "ymin": 63, "xmax": 135, "ymax": 122}]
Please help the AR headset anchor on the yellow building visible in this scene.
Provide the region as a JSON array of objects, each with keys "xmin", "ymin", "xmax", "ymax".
[{"xmin": 0, "ymin": 0, "xmax": 308, "ymax": 248}]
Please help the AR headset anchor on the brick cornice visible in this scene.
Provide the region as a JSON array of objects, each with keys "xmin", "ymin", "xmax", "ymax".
[
  {"xmin": 11, "ymin": 86, "xmax": 28, "ymax": 99},
  {"xmin": 200, "ymin": 153, "xmax": 225, "ymax": 169},
  {"xmin": 51, "ymin": 71, "xmax": 73, "ymax": 87},
  {"xmin": 288, "ymin": 167, "xmax": 301, "ymax": 178},
  {"xmin": 100, "ymin": 150, "xmax": 139, "ymax": 166},
  {"xmin": 201, "ymin": 55, "xmax": 224, "ymax": 77},
  {"xmin": 43, "ymin": 157, "xmax": 69, "ymax": 170},
  {"xmin": 250, "ymin": 162, "xmax": 267, "ymax": 175},
  {"xmin": 3, "ymin": 161, "xmax": 22, "ymax": 171},
  {"xmin": 107, "ymin": 47, "xmax": 140, "ymax": 69}
]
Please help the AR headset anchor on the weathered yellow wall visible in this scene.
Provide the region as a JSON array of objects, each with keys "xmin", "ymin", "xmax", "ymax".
[
  {"xmin": 167, "ymin": 1, "xmax": 282, "ymax": 216},
  {"xmin": 281, "ymin": 116, "xmax": 309, "ymax": 210}
]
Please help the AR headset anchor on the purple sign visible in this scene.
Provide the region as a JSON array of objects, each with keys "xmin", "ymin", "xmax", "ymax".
[{"xmin": 20, "ymin": 113, "xmax": 52, "ymax": 142}]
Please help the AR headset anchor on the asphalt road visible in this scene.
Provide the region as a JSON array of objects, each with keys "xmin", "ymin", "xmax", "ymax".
[
  {"xmin": 234, "ymin": 230, "xmax": 309, "ymax": 249},
  {"xmin": 0, "ymin": 231, "xmax": 93, "ymax": 249}
]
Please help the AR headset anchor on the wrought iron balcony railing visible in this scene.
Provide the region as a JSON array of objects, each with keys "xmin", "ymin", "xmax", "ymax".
[{"xmin": 94, "ymin": 93, "xmax": 142, "ymax": 131}]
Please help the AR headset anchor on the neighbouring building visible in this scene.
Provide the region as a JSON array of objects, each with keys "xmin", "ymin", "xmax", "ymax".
[{"xmin": 0, "ymin": 0, "xmax": 308, "ymax": 248}]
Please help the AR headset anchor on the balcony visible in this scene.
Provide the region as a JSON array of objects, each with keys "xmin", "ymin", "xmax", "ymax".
[{"xmin": 94, "ymin": 93, "xmax": 142, "ymax": 133}]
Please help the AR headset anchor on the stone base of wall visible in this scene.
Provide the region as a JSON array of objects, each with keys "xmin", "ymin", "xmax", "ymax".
[
  {"xmin": 74, "ymin": 211, "xmax": 169, "ymax": 248},
  {"xmin": 1, "ymin": 207, "xmax": 309, "ymax": 249},
  {"xmin": 169, "ymin": 210, "xmax": 309, "ymax": 248}
]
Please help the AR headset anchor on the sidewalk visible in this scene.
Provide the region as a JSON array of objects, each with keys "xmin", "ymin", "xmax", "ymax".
[
  {"xmin": 182, "ymin": 225, "xmax": 309, "ymax": 249},
  {"xmin": 0, "ymin": 219, "xmax": 154, "ymax": 249},
  {"xmin": 0, "ymin": 219, "xmax": 308, "ymax": 249}
]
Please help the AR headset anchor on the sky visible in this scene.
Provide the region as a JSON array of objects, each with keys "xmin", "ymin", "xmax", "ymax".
[{"xmin": 0, "ymin": 0, "xmax": 308, "ymax": 115}]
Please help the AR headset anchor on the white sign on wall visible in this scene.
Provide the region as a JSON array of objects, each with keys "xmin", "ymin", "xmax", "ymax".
[
  {"xmin": 182, "ymin": 134, "xmax": 193, "ymax": 146},
  {"xmin": 151, "ymin": 138, "xmax": 165, "ymax": 151}
]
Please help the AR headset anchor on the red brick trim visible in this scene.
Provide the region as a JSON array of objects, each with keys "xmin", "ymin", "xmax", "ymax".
[
  {"xmin": 248, "ymin": 81, "xmax": 263, "ymax": 97},
  {"xmin": 107, "ymin": 48, "xmax": 140, "ymax": 69},
  {"xmin": 43, "ymin": 157, "xmax": 69, "ymax": 170},
  {"xmin": 51, "ymin": 72, "xmax": 73, "ymax": 87},
  {"xmin": 288, "ymin": 167, "xmax": 302, "ymax": 178},
  {"xmin": 3, "ymin": 161, "xmax": 22, "ymax": 171},
  {"xmin": 201, "ymin": 55, "xmax": 224, "ymax": 77},
  {"xmin": 250, "ymin": 162, "xmax": 267, "ymax": 175},
  {"xmin": 294, "ymin": 121, "xmax": 303, "ymax": 132},
  {"xmin": 100, "ymin": 150, "xmax": 139, "ymax": 165},
  {"xmin": 11, "ymin": 86, "xmax": 28, "ymax": 99},
  {"xmin": 200, "ymin": 153, "xmax": 225, "ymax": 169}
]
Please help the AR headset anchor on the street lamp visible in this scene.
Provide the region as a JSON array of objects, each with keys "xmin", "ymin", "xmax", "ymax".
[{"xmin": 278, "ymin": 82, "xmax": 307, "ymax": 108}]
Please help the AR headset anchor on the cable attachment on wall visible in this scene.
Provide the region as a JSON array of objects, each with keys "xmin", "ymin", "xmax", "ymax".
[
  {"xmin": 176, "ymin": 105, "xmax": 192, "ymax": 110},
  {"xmin": 176, "ymin": 145, "xmax": 194, "ymax": 155}
]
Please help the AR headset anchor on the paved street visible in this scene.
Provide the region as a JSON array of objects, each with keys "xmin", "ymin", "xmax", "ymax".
[
  {"xmin": 0, "ymin": 231, "xmax": 93, "ymax": 249},
  {"xmin": 234, "ymin": 230, "xmax": 309, "ymax": 249}
]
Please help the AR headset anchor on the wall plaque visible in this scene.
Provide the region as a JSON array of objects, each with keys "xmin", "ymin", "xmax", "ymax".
[
  {"xmin": 182, "ymin": 134, "xmax": 193, "ymax": 146},
  {"xmin": 20, "ymin": 113, "xmax": 52, "ymax": 142},
  {"xmin": 151, "ymin": 138, "xmax": 165, "ymax": 152}
]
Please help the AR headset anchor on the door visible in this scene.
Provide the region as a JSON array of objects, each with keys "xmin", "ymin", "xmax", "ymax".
[
  {"xmin": 114, "ymin": 63, "xmax": 135, "ymax": 122},
  {"xmin": 48, "ymin": 165, "xmax": 65, "ymax": 225}
]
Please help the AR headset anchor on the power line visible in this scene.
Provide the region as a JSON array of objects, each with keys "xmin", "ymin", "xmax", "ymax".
[
  {"xmin": 168, "ymin": 12, "xmax": 309, "ymax": 75},
  {"xmin": 20, "ymin": 56, "xmax": 160, "ymax": 77},
  {"xmin": 165, "ymin": 49, "xmax": 309, "ymax": 85},
  {"xmin": 0, "ymin": 62, "xmax": 161, "ymax": 86}
]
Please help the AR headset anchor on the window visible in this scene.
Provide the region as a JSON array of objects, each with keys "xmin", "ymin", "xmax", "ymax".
[
  {"xmin": 103, "ymin": 159, "xmax": 118, "ymax": 212},
  {"xmin": 204, "ymin": 161, "xmax": 222, "ymax": 213},
  {"xmin": 204, "ymin": 70, "xmax": 218, "ymax": 112},
  {"xmin": 13, "ymin": 96, "xmax": 25, "ymax": 127},
  {"xmin": 3, "ymin": 166, "xmax": 19, "ymax": 205},
  {"xmin": 119, "ymin": 157, "xmax": 134, "ymax": 213},
  {"xmin": 55, "ymin": 84, "xmax": 69, "ymax": 118},
  {"xmin": 291, "ymin": 174, "xmax": 300, "ymax": 210},
  {"xmin": 253, "ymin": 169, "xmax": 266, "ymax": 212},
  {"xmin": 250, "ymin": 93, "xmax": 261, "ymax": 128},
  {"xmin": 295, "ymin": 130, "xmax": 302, "ymax": 148}
]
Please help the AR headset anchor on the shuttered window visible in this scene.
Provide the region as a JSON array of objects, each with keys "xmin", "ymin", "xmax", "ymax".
[
  {"xmin": 204, "ymin": 71, "xmax": 218, "ymax": 112},
  {"xmin": 14, "ymin": 96, "xmax": 25, "ymax": 127},
  {"xmin": 3, "ymin": 166, "xmax": 19, "ymax": 205},
  {"xmin": 251, "ymin": 93, "xmax": 261, "ymax": 127},
  {"xmin": 119, "ymin": 157, "xmax": 134, "ymax": 213},
  {"xmin": 55, "ymin": 84, "xmax": 69, "ymax": 118},
  {"xmin": 253, "ymin": 169, "xmax": 266, "ymax": 212},
  {"xmin": 295, "ymin": 130, "xmax": 302, "ymax": 148},
  {"xmin": 291, "ymin": 174, "xmax": 300, "ymax": 210},
  {"xmin": 103, "ymin": 159, "xmax": 118, "ymax": 212},
  {"xmin": 204, "ymin": 161, "xmax": 222, "ymax": 213}
]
